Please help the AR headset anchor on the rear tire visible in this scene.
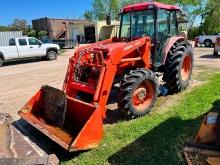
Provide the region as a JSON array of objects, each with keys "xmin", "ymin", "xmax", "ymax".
[
  {"xmin": 118, "ymin": 69, "xmax": 159, "ymax": 119},
  {"xmin": 47, "ymin": 51, "xmax": 57, "ymax": 61},
  {"xmin": 163, "ymin": 41, "xmax": 193, "ymax": 94}
]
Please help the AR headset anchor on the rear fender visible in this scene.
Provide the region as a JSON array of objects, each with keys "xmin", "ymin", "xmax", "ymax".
[{"xmin": 162, "ymin": 37, "xmax": 185, "ymax": 65}]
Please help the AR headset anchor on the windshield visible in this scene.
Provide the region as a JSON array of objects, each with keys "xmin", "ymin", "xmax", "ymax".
[{"xmin": 120, "ymin": 10, "xmax": 155, "ymax": 40}]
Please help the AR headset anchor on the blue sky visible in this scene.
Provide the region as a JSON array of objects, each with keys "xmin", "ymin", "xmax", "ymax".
[{"xmin": 0, "ymin": 0, "xmax": 92, "ymax": 26}]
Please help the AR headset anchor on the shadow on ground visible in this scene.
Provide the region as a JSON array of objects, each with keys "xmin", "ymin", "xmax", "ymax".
[
  {"xmin": 199, "ymin": 54, "xmax": 220, "ymax": 59},
  {"xmin": 107, "ymin": 100, "xmax": 220, "ymax": 165},
  {"xmin": 3, "ymin": 58, "xmax": 42, "ymax": 67},
  {"xmin": 104, "ymin": 87, "xmax": 127, "ymax": 124}
]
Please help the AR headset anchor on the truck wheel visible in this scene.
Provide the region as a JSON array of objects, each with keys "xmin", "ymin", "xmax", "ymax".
[
  {"xmin": 163, "ymin": 41, "xmax": 193, "ymax": 94},
  {"xmin": 47, "ymin": 51, "xmax": 57, "ymax": 61},
  {"xmin": 118, "ymin": 69, "xmax": 159, "ymax": 119},
  {"xmin": 0, "ymin": 58, "xmax": 3, "ymax": 67},
  {"xmin": 204, "ymin": 40, "xmax": 212, "ymax": 47}
]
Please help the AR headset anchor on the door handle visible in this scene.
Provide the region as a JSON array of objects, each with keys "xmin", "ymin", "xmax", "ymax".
[{"xmin": 30, "ymin": 46, "xmax": 33, "ymax": 48}]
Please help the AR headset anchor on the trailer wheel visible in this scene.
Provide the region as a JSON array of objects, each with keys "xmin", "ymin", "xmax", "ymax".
[
  {"xmin": 163, "ymin": 41, "xmax": 193, "ymax": 94},
  {"xmin": 47, "ymin": 51, "xmax": 57, "ymax": 61},
  {"xmin": 214, "ymin": 50, "xmax": 218, "ymax": 56},
  {"xmin": 118, "ymin": 69, "xmax": 159, "ymax": 118},
  {"xmin": 0, "ymin": 58, "xmax": 3, "ymax": 67},
  {"xmin": 204, "ymin": 39, "xmax": 212, "ymax": 47}
]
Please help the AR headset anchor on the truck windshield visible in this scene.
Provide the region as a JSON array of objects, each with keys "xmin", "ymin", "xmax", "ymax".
[{"xmin": 120, "ymin": 10, "xmax": 154, "ymax": 40}]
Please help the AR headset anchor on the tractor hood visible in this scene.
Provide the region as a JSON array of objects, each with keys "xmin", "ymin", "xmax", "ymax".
[{"xmin": 93, "ymin": 42, "xmax": 127, "ymax": 53}]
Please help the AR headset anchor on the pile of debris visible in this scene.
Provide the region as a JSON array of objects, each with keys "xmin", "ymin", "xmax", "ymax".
[
  {"xmin": 184, "ymin": 112, "xmax": 220, "ymax": 165},
  {"xmin": 0, "ymin": 113, "xmax": 59, "ymax": 165}
]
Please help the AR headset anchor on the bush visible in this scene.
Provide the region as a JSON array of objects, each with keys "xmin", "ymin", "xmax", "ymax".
[{"xmin": 188, "ymin": 27, "xmax": 200, "ymax": 40}]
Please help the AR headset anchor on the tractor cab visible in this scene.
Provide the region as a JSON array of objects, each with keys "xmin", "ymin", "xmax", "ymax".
[{"xmin": 119, "ymin": 2, "xmax": 185, "ymax": 68}]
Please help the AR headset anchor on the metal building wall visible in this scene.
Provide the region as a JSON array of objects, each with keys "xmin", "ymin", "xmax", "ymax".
[{"xmin": 0, "ymin": 31, "xmax": 22, "ymax": 46}]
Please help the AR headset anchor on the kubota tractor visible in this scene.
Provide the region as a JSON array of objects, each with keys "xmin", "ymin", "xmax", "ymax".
[{"xmin": 19, "ymin": 2, "xmax": 193, "ymax": 151}]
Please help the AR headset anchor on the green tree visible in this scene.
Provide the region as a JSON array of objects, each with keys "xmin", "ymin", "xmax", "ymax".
[
  {"xmin": 27, "ymin": 30, "xmax": 36, "ymax": 37},
  {"xmin": 38, "ymin": 30, "xmax": 48, "ymax": 38},
  {"xmin": 84, "ymin": 10, "xmax": 94, "ymax": 21},
  {"xmin": 200, "ymin": 0, "xmax": 220, "ymax": 34},
  {"xmin": 188, "ymin": 26, "xmax": 200, "ymax": 39},
  {"xmin": 120, "ymin": 0, "xmax": 145, "ymax": 7},
  {"xmin": 84, "ymin": 0, "xmax": 120, "ymax": 21},
  {"xmin": 10, "ymin": 18, "xmax": 28, "ymax": 34}
]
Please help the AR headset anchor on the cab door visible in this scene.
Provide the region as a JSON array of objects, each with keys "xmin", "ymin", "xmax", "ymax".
[
  {"xmin": 154, "ymin": 9, "xmax": 170, "ymax": 67},
  {"xmin": 154, "ymin": 10, "xmax": 178, "ymax": 67},
  {"xmin": 17, "ymin": 38, "xmax": 32, "ymax": 58},
  {"xmin": 27, "ymin": 38, "xmax": 44, "ymax": 57}
]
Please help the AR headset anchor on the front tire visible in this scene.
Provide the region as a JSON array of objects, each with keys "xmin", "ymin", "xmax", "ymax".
[
  {"xmin": 163, "ymin": 41, "xmax": 193, "ymax": 94},
  {"xmin": 47, "ymin": 51, "xmax": 57, "ymax": 61},
  {"xmin": 118, "ymin": 69, "xmax": 159, "ymax": 118}
]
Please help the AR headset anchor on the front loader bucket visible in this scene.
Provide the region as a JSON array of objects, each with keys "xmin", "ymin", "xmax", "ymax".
[{"xmin": 19, "ymin": 86, "xmax": 104, "ymax": 152}]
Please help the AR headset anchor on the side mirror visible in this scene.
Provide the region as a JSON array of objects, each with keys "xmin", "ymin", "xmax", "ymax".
[{"xmin": 38, "ymin": 42, "xmax": 42, "ymax": 47}]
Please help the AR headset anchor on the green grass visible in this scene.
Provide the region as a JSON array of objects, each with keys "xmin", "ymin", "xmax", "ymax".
[{"xmin": 62, "ymin": 73, "xmax": 220, "ymax": 165}]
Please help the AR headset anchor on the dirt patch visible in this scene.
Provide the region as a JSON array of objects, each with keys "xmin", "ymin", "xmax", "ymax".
[
  {"xmin": 0, "ymin": 49, "xmax": 73, "ymax": 117},
  {"xmin": 194, "ymin": 47, "xmax": 220, "ymax": 70}
]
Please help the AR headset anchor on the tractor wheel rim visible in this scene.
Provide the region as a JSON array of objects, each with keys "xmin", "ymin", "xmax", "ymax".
[
  {"xmin": 181, "ymin": 55, "xmax": 192, "ymax": 81},
  {"xmin": 132, "ymin": 80, "xmax": 155, "ymax": 112}
]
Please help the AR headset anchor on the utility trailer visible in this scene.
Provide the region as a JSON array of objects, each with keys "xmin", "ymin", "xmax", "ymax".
[{"xmin": 214, "ymin": 37, "xmax": 220, "ymax": 56}]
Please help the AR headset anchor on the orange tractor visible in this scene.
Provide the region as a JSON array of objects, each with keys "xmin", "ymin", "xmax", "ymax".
[{"xmin": 19, "ymin": 2, "xmax": 193, "ymax": 151}]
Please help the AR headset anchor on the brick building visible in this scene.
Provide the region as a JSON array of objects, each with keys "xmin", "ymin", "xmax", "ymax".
[{"xmin": 32, "ymin": 17, "xmax": 91, "ymax": 40}]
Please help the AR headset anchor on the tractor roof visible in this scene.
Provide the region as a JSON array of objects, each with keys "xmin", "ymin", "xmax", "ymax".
[{"xmin": 123, "ymin": 2, "xmax": 180, "ymax": 12}]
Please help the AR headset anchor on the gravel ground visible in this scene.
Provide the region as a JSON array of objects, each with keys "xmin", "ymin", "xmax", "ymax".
[{"xmin": 0, "ymin": 47, "xmax": 219, "ymax": 118}]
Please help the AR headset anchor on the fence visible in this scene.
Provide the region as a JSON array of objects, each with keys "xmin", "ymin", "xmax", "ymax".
[{"xmin": 0, "ymin": 31, "xmax": 22, "ymax": 46}]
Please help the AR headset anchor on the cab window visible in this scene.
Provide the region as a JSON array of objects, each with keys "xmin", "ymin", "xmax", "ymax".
[
  {"xmin": 120, "ymin": 10, "xmax": 154, "ymax": 39},
  {"xmin": 170, "ymin": 11, "xmax": 177, "ymax": 36},
  {"xmin": 18, "ymin": 39, "xmax": 27, "ymax": 46},
  {"xmin": 157, "ymin": 9, "xmax": 169, "ymax": 40},
  {"xmin": 28, "ymin": 38, "xmax": 41, "ymax": 45},
  {"xmin": 9, "ymin": 39, "xmax": 16, "ymax": 46}
]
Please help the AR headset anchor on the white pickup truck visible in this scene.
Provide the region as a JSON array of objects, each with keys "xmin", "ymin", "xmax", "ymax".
[
  {"xmin": 0, "ymin": 37, "xmax": 60, "ymax": 67},
  {"xmin": 197, "ymin": 33, "xmax": 220, "ymax": 47}
]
